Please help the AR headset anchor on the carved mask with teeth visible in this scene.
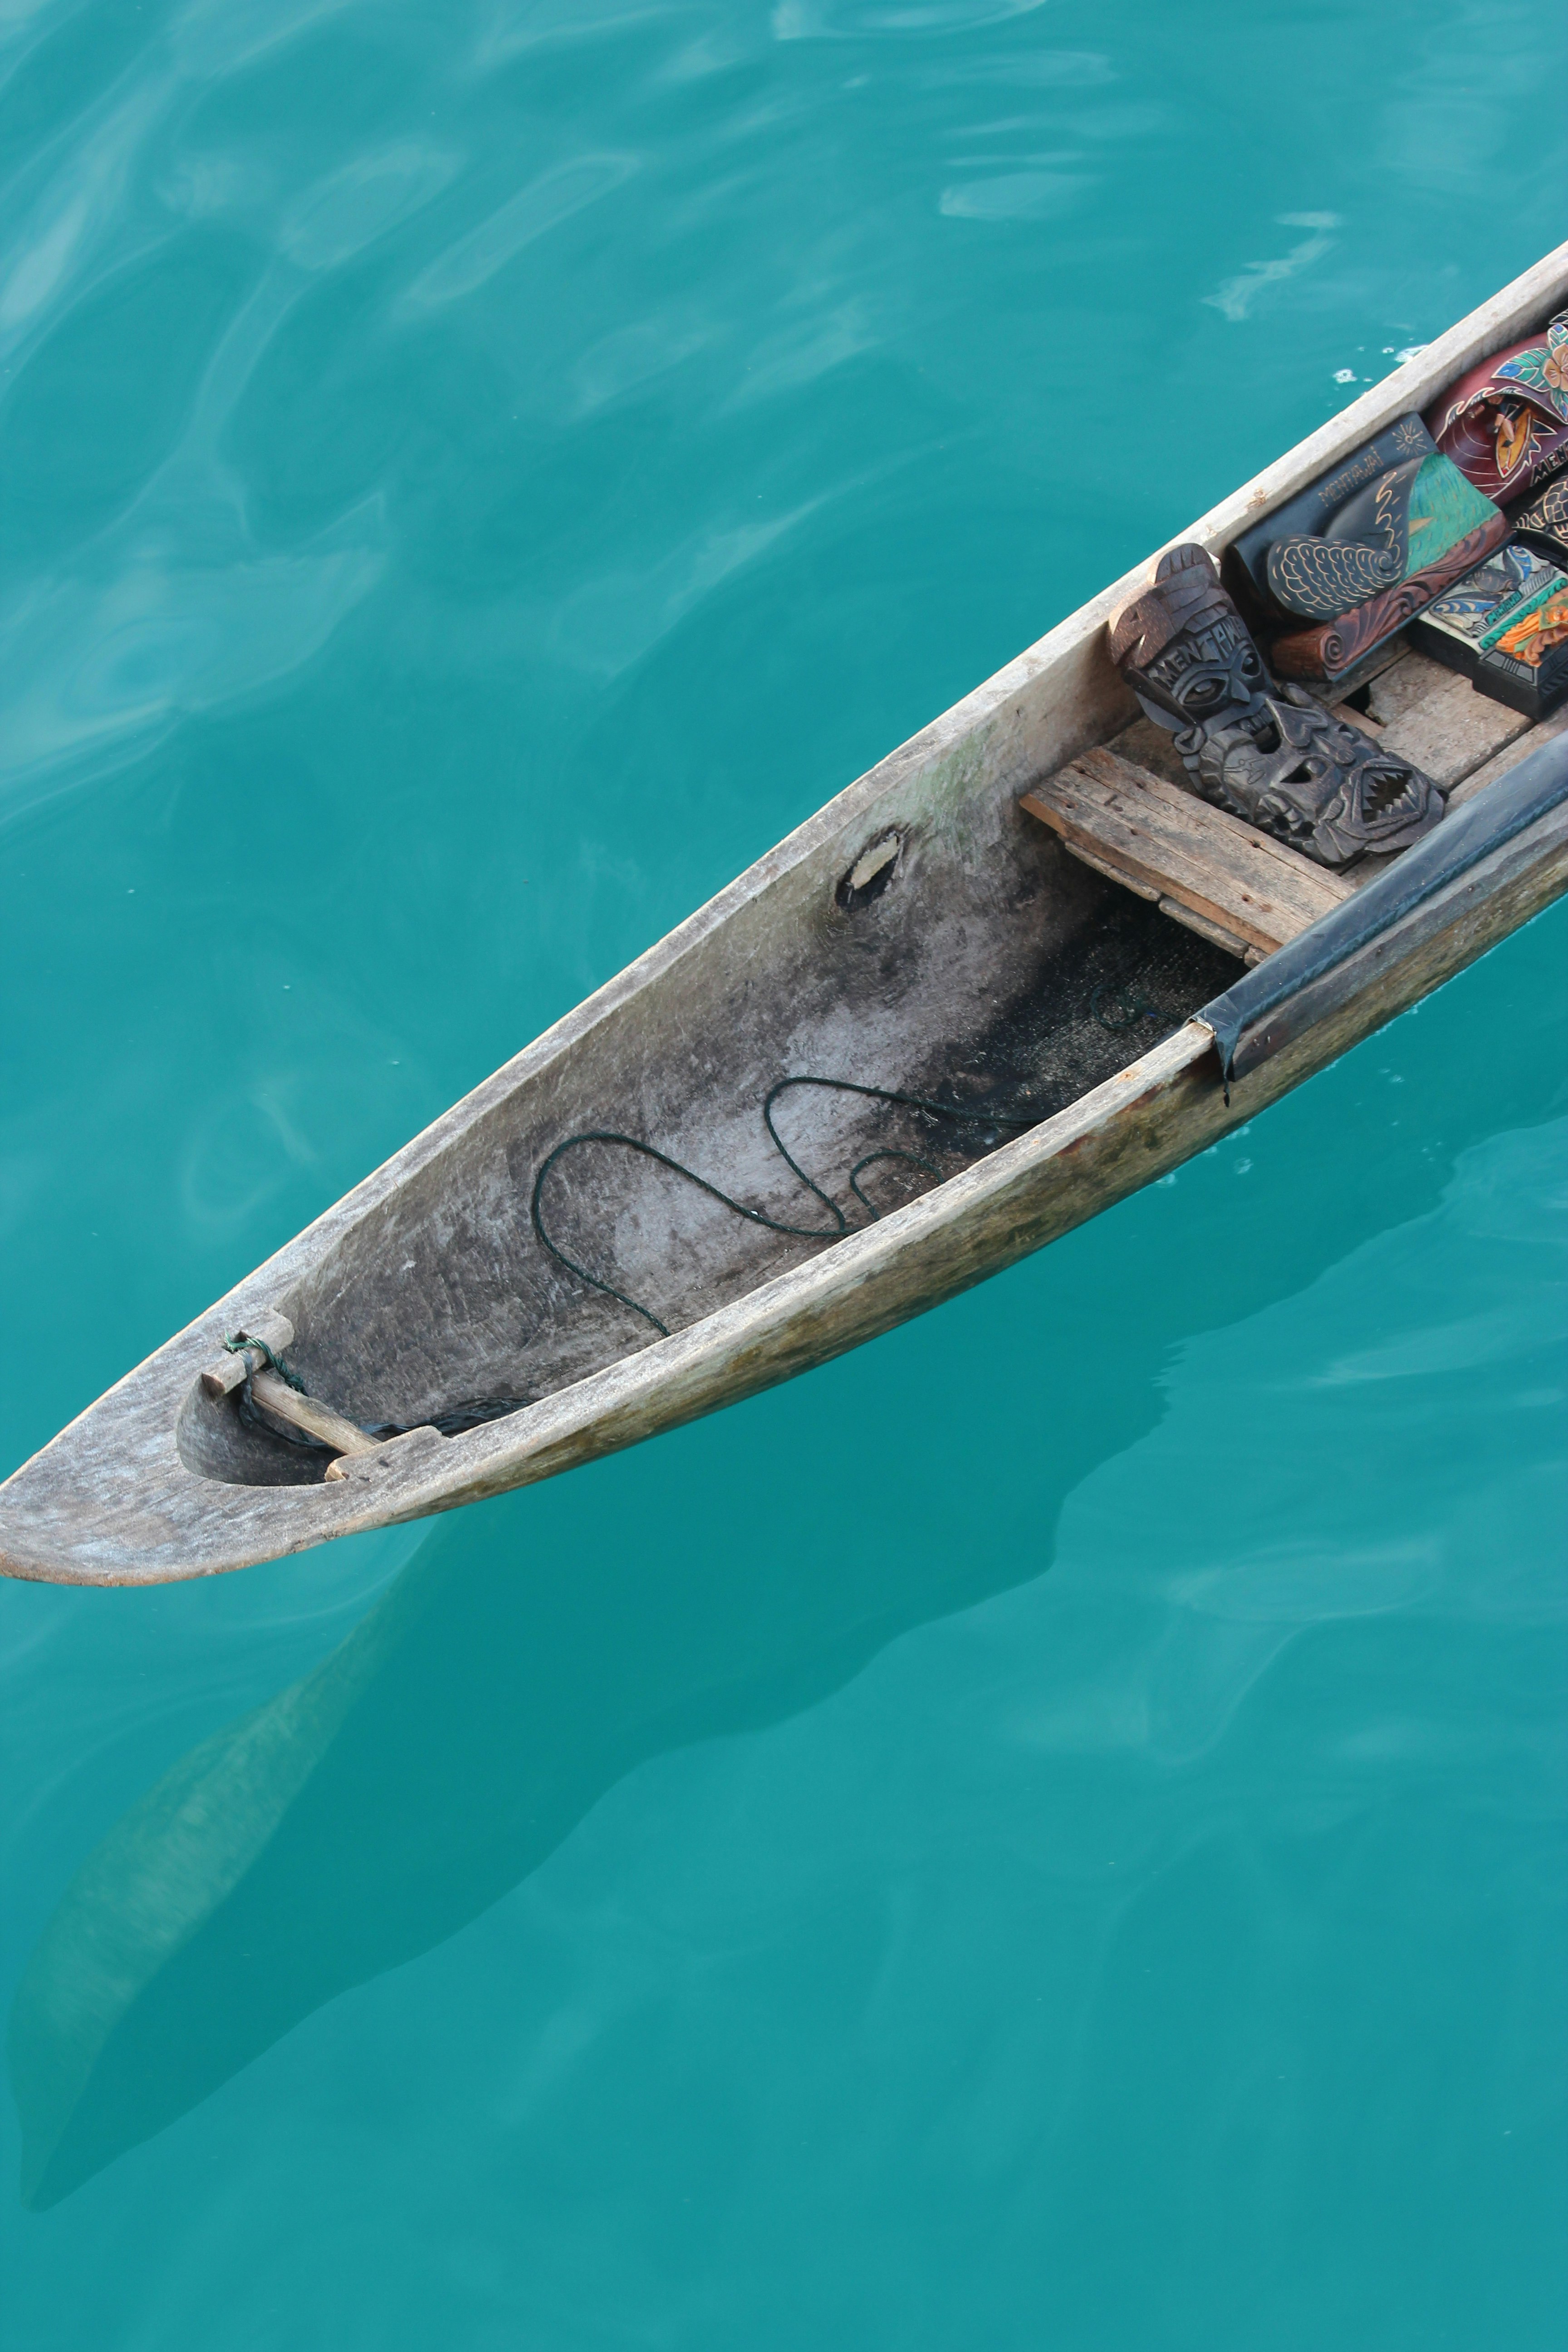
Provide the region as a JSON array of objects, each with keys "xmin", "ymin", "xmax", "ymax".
[{"xmin": 1109, "ymin": 542, "xmax": 1445, "ymax": 870}]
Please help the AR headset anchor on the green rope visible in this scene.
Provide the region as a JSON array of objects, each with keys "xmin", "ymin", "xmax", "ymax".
[
  {"xmin": 223, "ymin": 1332, "xmax": 306, "ymax": 1391},
  {"xmin": 224, "ymin": 1332, "xmax": 329, "ymax": 1454},
  {"xmin": 529, "ymin": 1075, "xmax": 1041, "ymax": 1338}
]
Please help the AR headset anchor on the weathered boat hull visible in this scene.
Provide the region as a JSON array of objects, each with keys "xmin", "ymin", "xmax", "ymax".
[{"xmin": 4, "ymin": 241, "xmax": 1567, "ymax": 1586}]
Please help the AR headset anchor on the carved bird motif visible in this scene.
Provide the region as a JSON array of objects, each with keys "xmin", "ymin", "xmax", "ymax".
[
  {"xmin": 1264, "ymin": 460, "xmax": 1412, "ymax": 617},
  {"xmin": 1264, "ymin": 533, "xmax": 1404, "ymax": 617}
]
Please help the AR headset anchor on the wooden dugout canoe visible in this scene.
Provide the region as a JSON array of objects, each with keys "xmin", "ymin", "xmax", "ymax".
[{"xmin": 4, "ymin": 241, "xmax": 1568, "ymax": 1587}]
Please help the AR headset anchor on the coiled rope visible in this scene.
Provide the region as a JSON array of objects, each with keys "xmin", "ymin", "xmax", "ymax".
[
  {"xmin": 229, "ymin": 972, "xmax": 1173, "ymax": 1450},
  {"xmin": 529, "ymin": 1074, "xmax": 1044, "ymax": 1337}
]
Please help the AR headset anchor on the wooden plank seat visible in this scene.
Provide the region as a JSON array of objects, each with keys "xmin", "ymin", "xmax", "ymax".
[{"xmin": 1020, "ymin": 745, "xmax": 1353, "ymax": 965}]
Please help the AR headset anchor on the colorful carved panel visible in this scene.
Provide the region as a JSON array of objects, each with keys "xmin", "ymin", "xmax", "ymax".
[
  {"xmin": 1229, "ymin": 414, "xmax": 1433, "ymax": 616},
  {"xmin": 1410, "ymin": 542, "xmax": 1565, "ymax": 675},
  {"xmin": 1264, "ymin": 451, "xmax": 1499, "ymax": 621},
  {"xmin": 1269, "ymin": 510, "xmax": 1511, "ymax": 683},
  {"xmin": 1426, "ymin": 309, "xmax": 1568, "ymax": 504},
  {"xmin": 1474, "ymin": 576, "xmax": 1568, "ymax": 720},
  {"xmin": 1225, "ymin": 414, "xmax": 1505, "ymax": 680},
  {"xmin": 1511, "ymin": 471, "xmax": 1568, "ymax": 568}
]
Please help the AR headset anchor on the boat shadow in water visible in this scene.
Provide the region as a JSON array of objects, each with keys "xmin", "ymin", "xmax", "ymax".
[{"xmin": 7, "ymin": 997, "xmax": 1543, "ymax": 2209}]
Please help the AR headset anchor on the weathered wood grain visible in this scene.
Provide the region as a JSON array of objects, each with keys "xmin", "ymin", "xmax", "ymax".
[
  {"xmin": 1362, "ymin": 651, "xmax": 1457, "ymax": 726},
  {"xmin": 249, "ymin": 1372, "xmax": 378, "ymax": 1458},
  {"xmin": 1447, "ymin": 700, "xmax": 1568, "ymax": 808},
  {"xmin": 1059, "ymin": 837, "xmax": 1161, "ymax": 900},
  {"xmin": 1376, "ymin": 662, "xmax": 1530, "ymax": 787},
  {"xmin": 198, "ymin": 1311, "xmax": 296, "ymax": 1400},
  {"xmin": 1021, "ymin": 745, "xmax": 1351, "ymax": 955},
  {"xmin": 1156, "ymin": 896, "xmax": 1254, "ymax": 960}
]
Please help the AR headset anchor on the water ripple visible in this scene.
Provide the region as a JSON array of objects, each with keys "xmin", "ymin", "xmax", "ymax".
[
  {"xmin": 398, "ymin": 154, "xmax": 640, "ymax": 313},
  {"xmin": 279, "ymin": 142, "xmax": 464, "ymax": 273}
]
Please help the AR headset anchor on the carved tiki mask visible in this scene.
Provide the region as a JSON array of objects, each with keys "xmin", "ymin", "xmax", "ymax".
[{"xmin": 1108, "ymin": 544, "xmax": 1445, "ymax": 869}]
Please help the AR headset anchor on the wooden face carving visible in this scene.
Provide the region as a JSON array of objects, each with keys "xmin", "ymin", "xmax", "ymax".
[
  {"xmin": 1133, "ymin": 602, "xmax": 1271, "ymax": 730},
  {"xmin": 1189, "ymin": 687, "xmax": 1445, "ymax": 867},
  {"xmin": 1109, "ymin": 543, "xmax": 1444, "ymax": 869},
  {"xmin": 1109, "ymin": 544, "xmax": 1272, "ymax": 734}
]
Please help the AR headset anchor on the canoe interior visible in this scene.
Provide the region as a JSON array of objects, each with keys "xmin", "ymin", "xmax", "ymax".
[
  {"xmin": 178, "ymin": 819, "xmax": 1240, "ymax": 1488},
  {"xmin": 3, "ymin": 238, "xmax": 1566, "ymax": 1578}
]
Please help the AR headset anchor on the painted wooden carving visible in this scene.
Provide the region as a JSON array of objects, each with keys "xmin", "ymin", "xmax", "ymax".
[
  {"xmin": 1475, "ymin": 576, "xmax": 1568, "ymax": 720},
  {"xmin": 1512, "ymin": 471, "xmax": 1568, "ymax": 568},
  {"xmin": 1426, "ymin": 309, "xmax": 1568, "ymax": 503},
  {"xmin": 1228, "ymin": 415, "xmax": 1431, "ymax": 613},
  {"xmin": 1411, "ymin": 543, "xmax": 1565, "ymax": 674},
  {"xmin": 1263, "ymin": 451, "xmax": 1500, "ymax": 620},
  {"xmin": 1268, "ymin": 509, "xmax": 1510, "ymax": 684},
  {"xmin": 1107, "ymin": 544, "xmax": 1445, "ymax": 869},
  {"xmin": 1227, "ymin": 417, "xmax": 1507, "ymax": 683}
]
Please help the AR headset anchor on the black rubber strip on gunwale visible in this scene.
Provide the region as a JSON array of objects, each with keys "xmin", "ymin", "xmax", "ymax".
[{"xmin": 1199, "ymin": 722, "xmax": 1568, "ymax": 1088}]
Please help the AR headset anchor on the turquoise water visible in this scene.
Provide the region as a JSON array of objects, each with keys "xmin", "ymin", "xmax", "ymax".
[{"xmin": 2, "ymin": 0, "xmax": 1567, "ymax": 2338}]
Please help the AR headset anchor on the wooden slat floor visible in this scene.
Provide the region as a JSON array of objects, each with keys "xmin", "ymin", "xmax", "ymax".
[{"xmin": 1022, "ymin": 645, "xmax": 1564, "ymax": 965}]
